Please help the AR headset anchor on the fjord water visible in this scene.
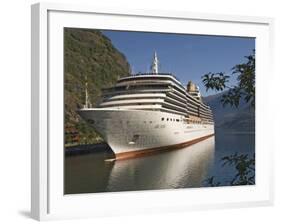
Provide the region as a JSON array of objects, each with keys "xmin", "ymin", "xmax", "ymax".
[{"xmin": 64, "ymin": 130, "xmax": 255, "ymax": 194}]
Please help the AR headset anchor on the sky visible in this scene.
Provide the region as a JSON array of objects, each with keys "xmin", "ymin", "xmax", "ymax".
[{"xmin": 102, "ymin": 30, "xmax": 255, "ymax": 96}]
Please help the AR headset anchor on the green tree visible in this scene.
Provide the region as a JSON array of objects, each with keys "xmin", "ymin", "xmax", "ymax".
[
  {"xmin": 202, "ymin": 51, "xmax": 255, "ymax": 107},
  {"xmin": 205, "ymin": 153, "xmax": 255, "ymax": 187}
]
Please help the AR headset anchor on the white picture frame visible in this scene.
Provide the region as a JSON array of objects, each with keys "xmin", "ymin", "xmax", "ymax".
[{"xmin": 31, "ymin": 2, "xmax": 274, "ymax": 221}]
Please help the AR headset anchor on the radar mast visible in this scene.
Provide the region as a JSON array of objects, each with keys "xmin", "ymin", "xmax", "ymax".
[{"xmin": 151, "ymin": 51, "xmax": 159, "ymax": 74}]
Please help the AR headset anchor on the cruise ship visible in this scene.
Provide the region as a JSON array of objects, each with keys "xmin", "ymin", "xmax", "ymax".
[{"xmin": 78, "ymin": 52, "xmax": 214, "ymax": 160}]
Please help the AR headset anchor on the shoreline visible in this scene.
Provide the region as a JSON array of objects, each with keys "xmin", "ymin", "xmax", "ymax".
[
  {"xmin": 65, "ymin": 142, "xmax": 114, "ymax": 157},
  {"xmin": 65, "ymin": 131, "xmax": 254, "ymax": 157}
]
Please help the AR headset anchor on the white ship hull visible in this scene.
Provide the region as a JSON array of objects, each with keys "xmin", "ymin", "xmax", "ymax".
[{"xmin": 78, "ymin": 108, "xmax": 215, "ymax": 159}]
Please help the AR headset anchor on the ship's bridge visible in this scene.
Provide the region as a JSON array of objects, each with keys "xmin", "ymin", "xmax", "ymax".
[{"xmin": 118, "ymin": 73, "xmax": 182, "ymax": 86}]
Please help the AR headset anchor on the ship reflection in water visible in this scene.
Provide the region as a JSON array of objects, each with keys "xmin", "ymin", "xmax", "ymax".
[{"xmin": 65, "ymin": 137, "xmax": 215, "ymax": 194}]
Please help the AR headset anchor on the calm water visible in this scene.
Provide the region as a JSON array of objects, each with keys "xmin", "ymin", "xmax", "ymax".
[{"xmin": 65, "ymin": 130, "xmax": 255, "ymax": 194}]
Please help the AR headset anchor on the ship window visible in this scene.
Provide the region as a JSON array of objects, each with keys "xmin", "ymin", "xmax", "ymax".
[
  {"xmin": 173, "ymin": 119, "xmax": 175, "ymax": 121},
  {"xmin": 167, "ymin": 118, "xmax": 169, "ymax": 121},
  {"xmin": 176, "ymin": 119, "xmax": 179, "ymax": 122},
  {"xmin": 161, "ymin": 118, "xmax": 164, "ymax": 121},
  {"xmin": 150, "ymin": 121, "xmax": 152, "ymax": 124},
  {"xmin": 170, "ymin": 118, "xmax": 172, "ymax": 121}
]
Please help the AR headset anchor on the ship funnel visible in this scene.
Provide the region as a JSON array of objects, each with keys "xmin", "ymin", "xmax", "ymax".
[
  {"xmin": 150, "ymin": 51, "xmax": 159, "ymax": 74},
  {"xmin": 187, "ymin": 81, "xmax": 202, "ymax": 101},
  {"xmin": 187, "ymin": 81, "xmax": 196, "ymax": 92}
]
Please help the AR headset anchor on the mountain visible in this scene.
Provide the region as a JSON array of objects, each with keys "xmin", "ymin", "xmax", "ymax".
[
  {"xmin": 64, "ymin": 28, "xmax": 130, "ymax": 145},
  {"xmin": 203, "ymin": 92, "xmax": 255, "ymax": 132}
]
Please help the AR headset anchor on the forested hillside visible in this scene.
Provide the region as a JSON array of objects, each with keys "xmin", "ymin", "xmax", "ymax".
[{"xmin": 64, "ymin": 28, "xmax": 130, "ymax": 145}]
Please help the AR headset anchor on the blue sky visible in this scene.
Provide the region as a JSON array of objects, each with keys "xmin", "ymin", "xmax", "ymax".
[{"xmin": 102, "ymin": 30, "xmax": 255, "ymax": 96}]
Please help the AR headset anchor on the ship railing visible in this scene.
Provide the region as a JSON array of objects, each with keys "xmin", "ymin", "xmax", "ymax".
[{"xmin": 130, "ymin": 72, "xmax": 181, "ymax": 81}]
